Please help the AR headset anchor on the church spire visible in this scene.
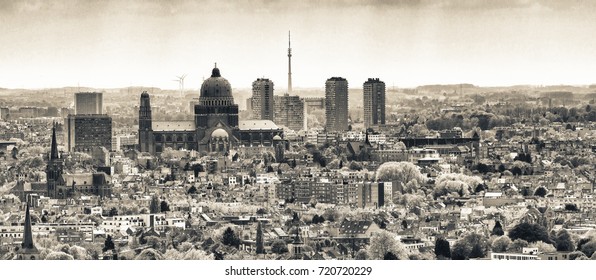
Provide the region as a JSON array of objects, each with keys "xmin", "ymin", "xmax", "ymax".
[
  {"xmin": 50, "ymin": 122, "xmax": 59, "ymax": 160},
  {"xmin": 22, "ymin": 202, "xmax": 36, "ymax": 250}
]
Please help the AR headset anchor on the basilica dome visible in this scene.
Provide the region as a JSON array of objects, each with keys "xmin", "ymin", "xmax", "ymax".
[{"xmin": 199, "ymin": 66, "xmax": 234, "ymax": 106}]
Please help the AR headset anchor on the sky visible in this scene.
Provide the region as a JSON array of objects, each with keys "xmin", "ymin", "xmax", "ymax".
[{"xmin": 1, "ymin": 0, "xmax": 596, "ymax": 90}]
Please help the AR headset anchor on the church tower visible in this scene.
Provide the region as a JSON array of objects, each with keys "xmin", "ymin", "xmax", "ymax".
[
  {"xmin": 16, "ymin": 202, "xmax": 40, "ymax": 260},
  {"xmin": 138, "ymin": 91, "xmax": 154, "ymax": 154},
  {"xmin": 46, "ymin": 123, "xmax": 65, "ymax": 198}
]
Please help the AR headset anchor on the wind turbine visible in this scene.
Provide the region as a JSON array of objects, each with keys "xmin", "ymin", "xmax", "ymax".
[{"xmin": 173, "ymin": 74, "xmax": 188, "ymax": 97}]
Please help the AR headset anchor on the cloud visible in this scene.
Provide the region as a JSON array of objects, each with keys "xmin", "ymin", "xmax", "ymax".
[{"xmin": 0, "ymin": 0, "xmax": 588, "ymax": 18}]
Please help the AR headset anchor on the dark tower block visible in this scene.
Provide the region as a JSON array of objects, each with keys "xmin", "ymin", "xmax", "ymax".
[
  {"xmin": 138, "ymin": 91, "xmax": 154, "ymax": 154},
  {"xmin": 325, "ymin": 77, "xmax": 349, "ymax": 132},
  {"xmin": 363, "ymin": 78, "xmax": 386, "ymax": 128},
  {"xmin": 46, "ymin": 123, "xmax": 65, "ymax": 198}
]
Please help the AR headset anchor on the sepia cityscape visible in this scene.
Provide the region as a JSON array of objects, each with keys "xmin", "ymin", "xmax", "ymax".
[{"xmin": 2, "ymin": 0, "xmax": 596, "ymax": 261}]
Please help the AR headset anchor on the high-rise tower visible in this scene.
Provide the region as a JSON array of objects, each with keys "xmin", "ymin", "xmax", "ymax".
[
  {"xmin": 251, "ymin": 78, "xmax": 275, "ymax": 121},
  {"xmin": 363, "ymin": 78, "xmax": 386, "ymax": 128},
  {"xmin": 288, "ymin": 31, "xmax": 292, "ymax": 94},
  {"xmin": 274, "ymin": 93, "xmax": 304, "ymax": 132},
  {"xmin": 325, "ymin": 77, "xmax": 349, "ymax": 132},
  {"xmin": 75, "ymin": 92, "xmax": 103, "ymax": 115}
]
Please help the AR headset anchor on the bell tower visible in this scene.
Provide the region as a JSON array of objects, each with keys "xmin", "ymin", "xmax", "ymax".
[
  {"xmin": 46, "ymin": 122, "xmax": 65, "ymax": 198},
  {"xmin": 138, "ymin": 91, "xmax": 154, "ymax": 154}
]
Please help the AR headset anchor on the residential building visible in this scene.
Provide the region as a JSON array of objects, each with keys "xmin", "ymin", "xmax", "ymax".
[
  {"xmin": 363, "ymin": 78, "xmax": 385, "ymax": 128},
  {"xmin": 251, "ymin": 78, "xmax": 275, "ymax": 121},
  {"xmin": 274, "ymin": 94, "xmax": 304, "ymax": 131},
  {"xmin": 325, "ymin": 77, "xmax": 349, "ymax": 132}
]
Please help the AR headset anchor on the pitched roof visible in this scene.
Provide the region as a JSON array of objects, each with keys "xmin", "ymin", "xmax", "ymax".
[
  {"xmin": 152, "ymin": 121, "xmax": 195, "ymax": 132},
  {"xmin": 239, "ymin": 120, "xmax": 280, "ymax": 130},
  {"xmin": 338, "ymin": 220, "xmax": 374, "ymax": 235}
]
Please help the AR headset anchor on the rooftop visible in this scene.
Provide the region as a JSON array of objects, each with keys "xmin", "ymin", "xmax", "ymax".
[
  {"xmin": 239, "ymin": 120, "xmax": 280, "ymax": 131},
  {"xmin": 152, "ymin": 121, "xmax": 195, "ymax": 132}
]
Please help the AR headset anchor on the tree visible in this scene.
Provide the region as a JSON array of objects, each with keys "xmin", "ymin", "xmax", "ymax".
[
  {"xmin": 507, "ymin": 239, "xmax": 529, "ymax": 253},
  {"xmin": 11, "ymin": 147, "xmax": 18, "ymax": 159},
  {"xmin": 108, "ymin": 207, "xmax": 118, "ymax": 217},
  {"xmin": 534, "ymin": 187, "xmax": 547, "ymax": 197},
  {"xmin": 508, "ymin": 222, "xmax": 551, "ymax": 243},
  {"xmin": 354, "ymin": 249, "xmax": 368, "ymax": 260},
  {"xmin": 568, "ymin": 251, "xmax": 587, "ymax": 260},
  {"xmin": 491, "ymin": 221, "xmax": 504, "ymax": 236},
  {"xmin": 434, "ymin": 236, "xmax": 451, "ymax": 259},
  {"xmin": 150, "ymin": 196, "xmax": 160, "ymax": 213},
  {"xmin": 349, "ymin": 161, "xmax": 363, "ymax": 171},
  {"xmin": 291, "ymin": 212, "xmax": 300, "ymax": 224},
  {"xmin": 375, "ymin": 162, "xmax": 425, "ymax": 190},
  {"xmin": 135, "ymin": 248, "xmax": 164, "ymax": 260},
  {"xmin": 311, "ymin": 214, "xmax": 321, "ymax": 224},
  {"xmin": 451, "ymin": 242, "xmax": 471, "ymax": 260},
  {"xmin": 160, "ymin": 201, "xmax": 170, "ymax": 213},
  {"xmin": 271, "ymin": 239, "xmax": 288, "ymax": 254},
  {"xmin": 491, "ymin": 236, "xmax": 512, "ymax": 253},
  {"xmin": 45, "ymin": 252, "xmax": 74, "ymax": 260},
  {"xmin": 433, "ymin": 173, "xmax": 482, "ymax": 198},
  {"xmin": 366, "ymin": 231, "xmax": 408, "ymax": 260},
  {"xmin": 555, "ymin": 229, "xmax": 575, "ymax": 252},
  {"xmin": 451, "ymin": 233, "xmax": 488, "ymax": 260},
  {"xmin": 68, "ymin": 245, "xmax": 90, "ymax": 260},
  {"xmin": 103, "ymin": 235, "xmax": 115, "ymax": 252},
  {"xmin": 221, "ymin": 227, "xmax": 241, "ymax": 248},
  {"xmin": 564, "ymin": 204, "xmax": 579, "ymax": 212},
  {"xmin": 579, "ymin": 240, "xmax": 596, "ymax": 258},
  {"xmin": 530, "ymin": 241, "xmax": 556, "ymax": 254},
  {"xmin": 383, "ymin": 252, "xmax": 398, "ymax": 260},
  {"xmin": 187, "ymin": 185, "xmax": 198, "ymax": 194},
  {"xmin": 256, "ymin": 222, "xmax": 264, "ymax": 254}
]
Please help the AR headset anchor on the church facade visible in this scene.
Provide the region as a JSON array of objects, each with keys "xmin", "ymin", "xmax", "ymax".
[{"xmin": 139, "ymin": 66, "xmax": 283, "ymax": 154}]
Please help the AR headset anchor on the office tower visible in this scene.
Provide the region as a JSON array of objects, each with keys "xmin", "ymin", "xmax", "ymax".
[
  {"xmin": 251, "ymin": 78, "xmax": 275, "ymax": 121},
  {"xmin": 75, "ymin": 92, "xmax": 103, "ymax": 114},
  {"xmin": 363, "ymin": 78, "xmax": 386, "ymax": 128},
  {"xmin": 325, "ymin": 77, "xmax": 349, "ymax": 132},
  {"xmin": 274, "ymin": 93, "xmax": 304, "ymax": 132},
  {"xmin": 65, "ymin": 114, "xmax": 112, "ymax": 152}
]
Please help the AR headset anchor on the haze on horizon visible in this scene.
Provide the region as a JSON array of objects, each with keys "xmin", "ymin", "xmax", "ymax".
[{"xmin": 1, "ymin": 0, "xmax": 596, "ymax": 90}]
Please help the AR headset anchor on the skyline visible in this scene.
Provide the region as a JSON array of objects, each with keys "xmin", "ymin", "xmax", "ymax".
[{"xmin": 2, "ymin": 0, "xmax": 596, "ymax": 90}]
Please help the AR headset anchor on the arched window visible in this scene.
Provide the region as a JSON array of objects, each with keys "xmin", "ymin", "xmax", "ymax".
[
  {"xmin": 166, "ymin": 135, "xmax": 172, "ymax": 142},
  {"xmin": 177, "ymin": 135, "xmax": 183, "ymax": 142},
  {"xmin": 155, "ymin": 134, "xmax": 162, "ymax": 142},
  {"xmin": 187, "ymin": 135, "xmax": 194, "ymax": 142}
]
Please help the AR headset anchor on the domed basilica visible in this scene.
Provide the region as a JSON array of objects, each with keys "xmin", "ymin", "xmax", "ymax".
[{"xmin": 139, "ymin": 65, "xmax": 283, "ymax": 154}]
